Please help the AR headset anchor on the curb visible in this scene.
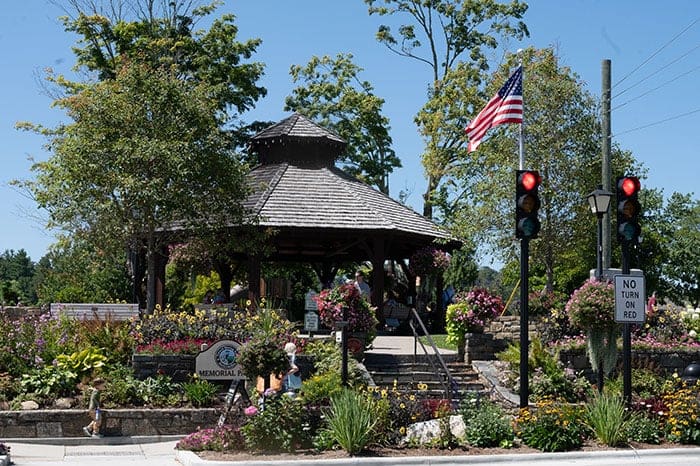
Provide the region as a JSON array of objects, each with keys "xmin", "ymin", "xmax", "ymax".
[
  {"xmin": 2, "ymin": 434, "xmax": 184, "ymax": 446},
  {"xmin": 175, "ymin": 446, "xmax": 700, "ymax": 466}
]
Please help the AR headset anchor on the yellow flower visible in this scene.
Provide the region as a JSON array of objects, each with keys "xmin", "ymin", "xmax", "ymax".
[{"xmin": 399, "ymin": 427, "xmax": 406, "ymax": 435}]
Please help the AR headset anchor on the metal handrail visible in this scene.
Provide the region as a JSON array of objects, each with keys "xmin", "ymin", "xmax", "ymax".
[{"xmin": 408, "ymin": 308, "xmax": 459, "ymax": 401}]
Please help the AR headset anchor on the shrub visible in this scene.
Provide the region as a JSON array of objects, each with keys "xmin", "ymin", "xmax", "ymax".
[
  {"xmin": 55, "ymin": 347, "xmax": 108, "ymax": 381},
  {"xmin": 364, "ymin": 382, "xmax": 434, "ymax": 444},
  {"xmin": 242, "ymin": 393, "xmax": 309, "ymax": 452},
  {"xmin": 625, "ymin": 412, "xmax": 661, "ymax": 444},
  {"xmin": 135, "ymin": 373, "xmax": 180, "ymax": 407},
  {"xmin": 662, "ymin": 383, "xmax": 700, "ymax": 444},
  {"xmin": 72, "ymin": 315, "xmax": 135, "ymax": 366},
  {"xmin": 101, "ymin": 365, "xmax": 140, "ymax": 407},
  {"xmin": 585, "ymin": 392, "xmax": 629, "ymax": 447},
  {"xmin": 460, "ymin": 394, "xmax": 514, "ymax": 448},
  {"xmin": 300, "ymin": 372, "xmax": 344, "ymax": 406},
  {"xmin": 515, "ymin": 400, "xmax": 588, "ymax": 452},
  {"xmin": 20, "ymin": 366, "xmax": 78, "ymax": 399},
  {"xmin": 497, "ymin": 338, "xmax": 591, "ymax": 403},
  {"xmin": 319, "ymin": 388, "xmax": 380, "ymax": 455},
  {"xmin": 303, "ymin": 340, "xmax": 367, "ymax": 386},
  {"xmin": 182, "ymin": 375, "xmax": 219, "ymax": 408},
  {"xmin": 0, "ymin": 372, "xmax": 19, "ymax": 402},
  {"xmin": 528, "ymin": 289, "xmax": 567, "ymax": 317},
  {"xmin": 176, "ymin": 425, "xmax": 245, "ymax": 452},
  {"xmin": 446, "ymin": 287, "xmax": 503, "ymax": 346}
]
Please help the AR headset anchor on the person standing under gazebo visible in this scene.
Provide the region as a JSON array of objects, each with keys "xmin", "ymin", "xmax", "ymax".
[{"xmin": 354, "ymin": 270, "xmax": 371, "ymax": 299}]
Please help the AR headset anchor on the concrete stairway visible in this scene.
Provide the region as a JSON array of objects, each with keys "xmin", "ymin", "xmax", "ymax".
[{"xmin": 363, "ymin": 354, "xmax": 487, "ymax": 400}]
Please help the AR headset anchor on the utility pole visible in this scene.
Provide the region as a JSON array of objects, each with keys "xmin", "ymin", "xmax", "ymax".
[{"xmin": 601, "ymin": 60, "xmax": 612, "ymax": 270}]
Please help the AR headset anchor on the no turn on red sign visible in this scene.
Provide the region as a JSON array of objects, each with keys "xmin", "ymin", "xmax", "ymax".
[{"xmin": 614, "ymin": 274, "xmax": 646, "ymax": 324}]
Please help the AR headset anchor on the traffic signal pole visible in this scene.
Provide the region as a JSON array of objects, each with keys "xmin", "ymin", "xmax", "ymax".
[
  {"xmin": 622, "ymin": 241, "xmax": 632, "ymax": 405},
  {"xmin": 519, "ymin": 238, "xmax": 530, "ymax": 408},
  {"xmin": 515, "ymin": 169, "xmax": 540, "ymax": 408}
]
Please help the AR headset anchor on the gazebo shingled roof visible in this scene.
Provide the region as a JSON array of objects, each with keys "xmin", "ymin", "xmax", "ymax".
[{"xmin": 244, "ymin": 113, "xmax": 457, "ymax": 262}]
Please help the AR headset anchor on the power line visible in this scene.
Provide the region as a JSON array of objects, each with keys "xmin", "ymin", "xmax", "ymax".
[
  {"xmin": 613, "ymin": 18, "xmax": 700, "ymax": 88},
  {"xmin": 613, "ymin": 43, "xmax": 700, "ymax": 99},
  {"xmin": 612, "ymin": 62, "xmax": 700, "ymax": 111},
  {"xmin": 613, "ymin": 107, "xmax": 700, "ymax": 137}
]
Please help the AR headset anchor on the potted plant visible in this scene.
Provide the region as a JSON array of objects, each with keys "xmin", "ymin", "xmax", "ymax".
[
  {"xmin": 566, "ymin": 279, "xmax": 617, "ymax": 392},
  {"xmin": 314, "ymin": 283, "xmax": 378, "ymax": 355},
  {"xmin": 446, "ymin": 287, "xmax": 503, "ymax": 360}
]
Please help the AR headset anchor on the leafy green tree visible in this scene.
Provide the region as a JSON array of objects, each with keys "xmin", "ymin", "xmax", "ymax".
[
  {"xmin": 18, "ymin": 62, "xmax": 251, "ymax": 312},
  {"xmin": 55, "ymin": 0, "xmax": 266, "ymax": 120},
  {"xmin": 0, "ymin": 249, "xmax": 36, "ymax": 305},
  {"xmin": 365, "ymin": 0, "xmax": 529, "ymax": 217},
  {"xmin": 649, "ymin": 193, "xmax": 700, "ymax": 307},
  {"xmin": 285, "ymin": 53, "xmax": 400, "ymax": 194},
  {"xmin": 443, "ymin": 245, "xmax": 478, "ymax": 291},
  {"xmin": 445, "ymin": 49, "xmax": 636, "ymax": 293},
  {"xmin": 18, "ymin": 2, "xmax": 267, "ymax": 310},
  {"xmin": 33, "ymin": 236, "xmax": 131, "ymax": 304}
]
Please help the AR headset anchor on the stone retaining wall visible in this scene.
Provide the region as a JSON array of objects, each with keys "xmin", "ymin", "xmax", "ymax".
[
  {"xmin": 0, "ymin": 408, "xmax": 219, "ymax": 438},
  {"xmin": 471, "ymin": 315, "xmax": 699, "ymax": 377}
]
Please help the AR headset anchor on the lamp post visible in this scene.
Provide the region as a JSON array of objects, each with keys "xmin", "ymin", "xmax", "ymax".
[
  {"xmin": 587, "ymin": 185, "xmax": 613, "ymax": 280},
  {"xmin": 586, "ymin": 185, "xmax": 613, "ymax": 393}
]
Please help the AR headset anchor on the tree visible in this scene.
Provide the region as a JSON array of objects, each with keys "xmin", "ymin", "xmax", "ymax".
[
  {"xmin": 18, "ymin": 62, "xmax": 251, "ymax": 312},
  {"xmin": 33, "ymin": 236, "xmax": 131, "ymax": 304},
  {"xmin": 17, "ymin": 1, "xmax": 268, "ymax": 310},
  {"xmin": 645, "ymin": 193, "xmax": 700, "ymax": 307},
  {"xmin": 365, "ymin": 0, "xmax": 529, "ymax": 217},
  {"xmin": 55, "ymin": 0, "xmax": 266, "ymax": 121},
  {"xmin": 663, "ymin": 194, "xmax": 700, "ymax": 307},
  {"xmin": 285, "ymin": 54, "xmax": 400, "ymax": 194},
  {"xmin": 444, "ymin": 49, "xmax": 637, "ymax": 293},
  {"xmin": 0, "ymin": 249, "xmax": 36, "ymax": 305}
]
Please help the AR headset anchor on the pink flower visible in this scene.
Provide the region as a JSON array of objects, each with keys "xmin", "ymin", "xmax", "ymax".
[{"xmin": 244, "ymin": 405, "xmax": 258, "ymax": 416}]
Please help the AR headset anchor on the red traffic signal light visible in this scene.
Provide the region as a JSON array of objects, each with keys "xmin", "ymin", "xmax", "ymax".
[
  {"xmin": 516, "ymin": 170, "xmax": 541, "ymax": 239},
  {"xmin": 619, "ymin": 176, "xmax": 640, "ymax": 197},
  {"xmin": 616, "ymin": 175, "xmax": 641, "ymax": 242}
]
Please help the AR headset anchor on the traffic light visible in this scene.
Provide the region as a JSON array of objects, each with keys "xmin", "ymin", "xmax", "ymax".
[
  {"xmin": 616, "ymin": 175, "xmax": 641, "ymax": 243},
  {"xmin": 515, "ymin": 169, "xmax": 541, "ymax": 239}
]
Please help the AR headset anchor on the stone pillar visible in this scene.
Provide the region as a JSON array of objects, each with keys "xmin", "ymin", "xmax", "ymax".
[{"xmin": 464, "ymin": 332, "xmax": 498, "ymax": 363}]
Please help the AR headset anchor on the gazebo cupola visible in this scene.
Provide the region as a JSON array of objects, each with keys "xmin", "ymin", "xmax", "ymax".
[{"xmin": 249, "ymin": 112, "xmax": 346, "ymax": 167}]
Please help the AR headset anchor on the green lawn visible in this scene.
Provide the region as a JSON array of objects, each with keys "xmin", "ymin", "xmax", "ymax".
[{"xmin": 418, "ymin": 334, "xmax": 457, "ymax": 351}]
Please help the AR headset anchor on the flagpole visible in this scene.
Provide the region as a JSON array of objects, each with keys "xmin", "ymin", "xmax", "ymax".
[{"xmin": 517, "ymin": 50, "xmax": 524, "ymax": 170}]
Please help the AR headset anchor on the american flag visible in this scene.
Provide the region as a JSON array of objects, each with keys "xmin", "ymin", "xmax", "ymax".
[{"xmin": 465, "ymin": 66, "xmax": 523, "ymax": 153}]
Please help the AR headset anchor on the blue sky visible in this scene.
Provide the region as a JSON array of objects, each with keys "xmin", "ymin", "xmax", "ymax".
[{"xmin": 1, "ymin": 0, "xmax": 699, "ymax": 263}]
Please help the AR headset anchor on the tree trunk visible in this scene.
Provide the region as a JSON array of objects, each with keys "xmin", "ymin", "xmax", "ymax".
[
  {"xmin": 145, "ymin": 234, "xmax": 157, "ymax": 314},
  {"xmin": 422, "ymin": 174, "xmax": 439, "ymax": 219}
]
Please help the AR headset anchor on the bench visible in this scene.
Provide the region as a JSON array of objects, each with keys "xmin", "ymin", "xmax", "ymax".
[{"xmin": 50, "ymin": 303, "xmax": 140, "ymax": 321}]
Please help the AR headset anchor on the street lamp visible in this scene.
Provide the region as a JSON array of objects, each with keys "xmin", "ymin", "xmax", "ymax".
[
  {"xmin": 586, "ymin": 184, "xmax": 613, "ymax": 394},
  {"xmin": 587, "ymin": 185, "xmax": 613, "ymax": 279}
]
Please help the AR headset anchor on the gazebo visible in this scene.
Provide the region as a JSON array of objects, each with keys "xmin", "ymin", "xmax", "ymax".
[{"xmin": 152, "ymin": 113, "xmax": 458, "ymax": 318}]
